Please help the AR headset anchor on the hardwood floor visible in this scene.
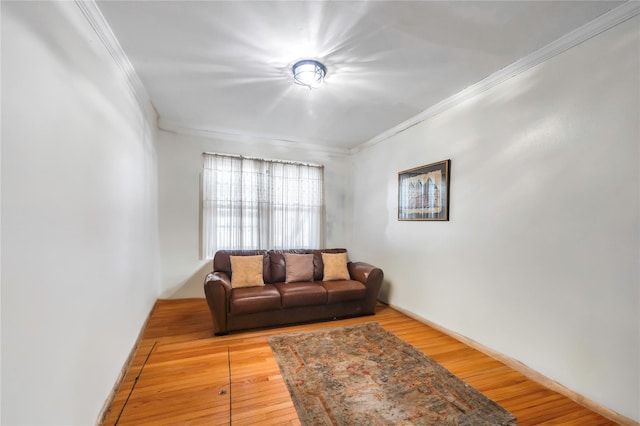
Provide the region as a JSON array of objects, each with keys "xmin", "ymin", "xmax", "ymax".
[{"xmin": 101, "ymin": 299, "xmax": 620, "ymax": 425}]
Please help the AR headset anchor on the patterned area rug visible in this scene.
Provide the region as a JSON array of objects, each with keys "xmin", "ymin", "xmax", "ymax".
[{"xmin": 268, "ymin": 322, "xmax": 518, "ymax": 425}]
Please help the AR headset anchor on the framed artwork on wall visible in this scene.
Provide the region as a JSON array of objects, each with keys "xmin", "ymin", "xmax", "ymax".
[{"xmin": 398, "ymin": 159, "xmax": 450, "ymax": 221}]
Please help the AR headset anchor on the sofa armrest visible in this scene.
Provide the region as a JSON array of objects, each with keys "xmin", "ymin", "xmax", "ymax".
[
  {"xmin": 204, "ymin": 272, "xmax": 232, "ymax": 335},
  {"xmin": 348, "ymin": 262, "xmax": 384, "ymax": 314}
]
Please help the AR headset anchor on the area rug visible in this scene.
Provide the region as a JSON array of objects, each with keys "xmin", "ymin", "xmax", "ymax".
[{"xmin": 267, "ymin": 322, "xmax": 517, "ymax": 425}]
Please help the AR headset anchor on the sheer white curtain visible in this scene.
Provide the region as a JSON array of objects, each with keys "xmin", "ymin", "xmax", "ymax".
[{"xmin": 202, "ymin": 153, "xmax": 324, "ymax": 258}]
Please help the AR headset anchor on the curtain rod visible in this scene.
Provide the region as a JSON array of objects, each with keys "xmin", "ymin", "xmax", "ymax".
[{"xmin": 202, "ymin": 152, "xmax": 323, "ymax": 168}]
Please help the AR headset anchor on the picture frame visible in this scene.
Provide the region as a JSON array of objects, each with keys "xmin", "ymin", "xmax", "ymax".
[{"xmin": 398, "ymin": 159, "xmax": 450, "ymax": 221}]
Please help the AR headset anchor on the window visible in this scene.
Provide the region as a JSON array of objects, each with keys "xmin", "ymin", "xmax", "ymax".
[{"xmin": 202, "ymin": 153, "xmax": 325, "ymax": 258}]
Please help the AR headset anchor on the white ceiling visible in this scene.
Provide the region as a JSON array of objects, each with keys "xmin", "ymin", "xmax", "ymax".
[{"xmin": 96, "ymin": 1, "xmax": 625, "ymax": 152}]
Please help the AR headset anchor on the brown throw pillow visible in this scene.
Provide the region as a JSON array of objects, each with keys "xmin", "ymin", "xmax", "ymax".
[
  {"xmin": 230, "ymin": 255, "xmax": 265, "ymax": 288},
  {"xmin": 284, "ymin": 253, "xmax": 314, "ymax": 283},
  {"xmin": 322, "ymin": 252, "xmax": 350, "ymax": 281}
]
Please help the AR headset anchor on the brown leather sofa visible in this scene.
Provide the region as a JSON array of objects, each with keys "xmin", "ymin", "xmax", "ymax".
[{"xmin": 204, "ymin": 249, "xmax": 384, "ymax": 335}]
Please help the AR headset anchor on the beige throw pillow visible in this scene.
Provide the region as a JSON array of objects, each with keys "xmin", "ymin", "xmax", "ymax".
[
  {"xmin": 284, "ymin": 253, "xmax": 314, "ymax": 283},
  {"xmin": 230, "ymin": 255, "xmax": 265, "ymax": 288},
  {"xmin": 322, "ymin": 252, "xmax": 350, "ymax": 281}
]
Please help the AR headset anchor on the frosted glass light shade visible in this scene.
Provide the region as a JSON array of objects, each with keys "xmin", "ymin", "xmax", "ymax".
[{"xmin": 292, "ymin": 60, "xmax": 327, "ymax": 89}]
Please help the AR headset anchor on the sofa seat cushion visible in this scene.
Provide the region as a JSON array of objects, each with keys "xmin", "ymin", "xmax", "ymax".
[
  {"xmin": 323, "ymin": 280, "xmax": 367, "ymax": 303},
  {"xmin": 275, "ymin": 282, "xmax": 327, "ymax": 308},
  {"xmin": 230, "ymin": 284, "xmax": 281, "ymax": 315}
]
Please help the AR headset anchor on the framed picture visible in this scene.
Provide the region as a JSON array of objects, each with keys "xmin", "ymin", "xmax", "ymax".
[{"xmin": 398, "ymin": 159, "xmax": 450, "ymax": 221}]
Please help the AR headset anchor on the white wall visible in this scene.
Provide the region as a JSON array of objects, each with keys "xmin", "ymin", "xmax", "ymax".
[
  {"xmin": 157, "ymin": 130, "xmax": 353, "ymax": 298},
  {"xmin": 1, "ymin": 2, "xmax": 160, "ymax": 425},
  {"xmin": 350, "ymin": 16, "xmax": 640, "ymax": 421}
]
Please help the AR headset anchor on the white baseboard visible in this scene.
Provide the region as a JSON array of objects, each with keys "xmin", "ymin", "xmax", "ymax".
[
  {"xmin": 387, "ymin": 303, "xmax": 639, "ymax": 426},
  {"xmin": 95, "ymin": 304, "xmax": 155, "ymax": 425}
]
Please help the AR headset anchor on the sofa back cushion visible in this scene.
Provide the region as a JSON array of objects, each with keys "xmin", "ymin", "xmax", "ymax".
[
  {"xmin": 214, "ymin": 248, "xmax": 348, "ymax": 283},
  {"xmin": 269, "ymin": 248, "xmax": 348, "ymax": 282},
  {"xmin": 213, "ymin": 250, "xmax": 270, "ymax": 283},
  {"xmin": 270, "ymin": 249, "xmax": 308, "ymax": 283},
  {"xmin": 313, "ymin": 248, "xmax": 349, "ymax": 280}
]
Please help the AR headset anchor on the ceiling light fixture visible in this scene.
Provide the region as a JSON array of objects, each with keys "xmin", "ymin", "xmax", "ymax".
[{"xmin": 292, "ymin": 59, "xmax": 327, "ymax": 89}]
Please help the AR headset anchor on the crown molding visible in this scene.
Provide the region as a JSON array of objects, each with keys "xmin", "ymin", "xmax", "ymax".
[
  {"xmin": 159, "ymin": 119, "xmax": 351, "ymax": 157},
  {"xmin": 74, "ymin": 0, "xmax": 157, "ymax": 122},
  {"xmin": 352, "ymin": 1, "xmax": 640, "ymax": 154}
]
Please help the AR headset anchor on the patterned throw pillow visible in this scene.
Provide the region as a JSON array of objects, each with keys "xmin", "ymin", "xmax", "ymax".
[
  {"xmin": 284, "ymin": 253, "xmax": 314, "ymax": 283},
  {"xmin": 322, "ymin": 252, "xmax": 350, "ymax": 281},
  {"xmin": 230, "ymin": 255, "xmax": 265, "ymax": 288}
]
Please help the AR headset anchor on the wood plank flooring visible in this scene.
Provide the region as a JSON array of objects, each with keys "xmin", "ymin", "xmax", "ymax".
[{"xmin": 101, "ymin": 299, "xmax": 620, "ymax": 425}]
